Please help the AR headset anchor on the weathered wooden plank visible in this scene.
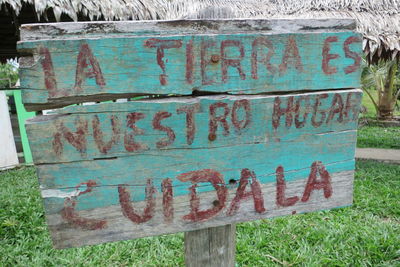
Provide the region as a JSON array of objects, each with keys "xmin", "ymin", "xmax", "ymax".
[
  {"xmin": 26, "ymin": 89, "xmax": 362, "ymax": 164},
  {"xmin": 20, "ymin": 19, "xmax": 356, "ymax": 41},
  {"xmin": 18, "ymin": 25, "xmax": 362, "ymax": 110},
  {"xmin": 19, "ymin": 19, "xmax": 362, "ymax": 252},
  {"xmin": 38, "ymin": 135, "xmax": 356, "ymax": 209},
  {"xmin": 184, "ymin": 224, "xmax": 236, "ymax": 267},
  {"xmin": 44, "ymin": 167, "xmax": 354, "ymax": 248},
  {"xmin": 30, "ymin": 89, "xmax": 360, "ymax": 248}
]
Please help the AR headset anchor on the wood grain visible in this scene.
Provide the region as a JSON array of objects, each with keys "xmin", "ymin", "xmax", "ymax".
[
  {"xmin": 26, "ymin": 89, "xmax": 362, "ymax": 164},
  {"xmin": 19, "ymin": 19, "xmax": 362, "ymax": 251},
  {"xmin": 20, "ymin": 19, "xmax": 356, "ymax": 41},
  {"xmin": 185, "ymin": 224, "xmax": 236, "ymax": 267},
  {"xmin": 18, "ymin": 19, "xmax": 362, "ymax": 110},
  {"xmin": 37, "ymin": 135, "xmax": 356, "ymax": 212},
  {"xmin": 44, "ymin": 169, "xmax": 354, "ymax": 248},
  {"xmin": 29, "ymin": 90, "xmax": 360, "ymax": 248}
]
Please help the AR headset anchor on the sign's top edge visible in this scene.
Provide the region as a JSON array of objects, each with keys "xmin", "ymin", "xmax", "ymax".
[{"xmin": 19, "ymin": 18, "xmax": 356, "ymax": 42}]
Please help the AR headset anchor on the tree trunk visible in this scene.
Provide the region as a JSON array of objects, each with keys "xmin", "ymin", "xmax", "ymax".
[{"xmin": 377, "ymin": 62, "xmax": 398, "ymax": 120}]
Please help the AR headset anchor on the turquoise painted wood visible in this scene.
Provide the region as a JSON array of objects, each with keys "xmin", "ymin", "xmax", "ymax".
[
  {"xmin": 19, "ymin": 19, "xmax": 362, "ymax": 249},
  {"xmin": 26, "ymin": 90, "xmax": 361, "ymax": 164},
  {"xmin": 19, "ymin": 31, "xmax": 362, "ymax": 110},
  {"xmin": 39, "ymin": 139, "xmax": 356, "ymax": 213},
  {"xmin": 32, "ymin": 89, "xmax": 361, "ymax": 213}
]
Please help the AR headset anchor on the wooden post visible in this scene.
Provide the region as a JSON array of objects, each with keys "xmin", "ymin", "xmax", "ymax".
[
  {"xmin": 185, "ymin": 224, "xmax": 236, "ymax": 267},
  {"xmin": 183, "ymin": 9, "xmax": 237, "ymax": 267}
]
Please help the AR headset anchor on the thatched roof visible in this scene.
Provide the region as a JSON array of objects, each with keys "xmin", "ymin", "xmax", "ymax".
[{"xmin": 1, "ymin": 0, "xmax": 399, "ymax": 62}]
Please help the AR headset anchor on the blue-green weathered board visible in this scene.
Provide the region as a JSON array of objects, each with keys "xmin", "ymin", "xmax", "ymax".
[
  {"xmin": 19, "ymin": 19, "xmax": 362, "ymax": 249},
  {"xmin": 28, "ymin": 89, "xmax": 361, "ymax": 248},
  {"xmin": 18, "ymin": 19, "xmax": 361, "ymax": 111},
  {"xmin": 27, "ymin": 90, "xmax": 361, "ymax": 164}
]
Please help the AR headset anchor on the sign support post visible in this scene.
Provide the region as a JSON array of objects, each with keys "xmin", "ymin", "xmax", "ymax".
[
  {"xmin": 182, "ymin": 11, "xmax": 237, "ymax": 267},
  {"xmin": 185, "ymin": 224, "xmax": 236, "ymax": 267}
]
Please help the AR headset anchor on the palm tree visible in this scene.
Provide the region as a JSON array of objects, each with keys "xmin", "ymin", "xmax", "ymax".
[{"xmin": 362, "ymin": 59, "xmax": 400, "ymax": 120}]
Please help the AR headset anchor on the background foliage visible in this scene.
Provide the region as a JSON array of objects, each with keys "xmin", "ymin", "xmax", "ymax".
[{"xmin": 0, "ymin": 61, "xmax": 19, "ymax": 88}]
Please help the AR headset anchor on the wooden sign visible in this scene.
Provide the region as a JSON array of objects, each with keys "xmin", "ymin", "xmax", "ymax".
[
  {"xmin": 19, "ymin": 19, "xmax": 361, "ymax": 111},
  {"xmin": 19, "ymin": 19, "xmax": 362, "ymax": 249}
]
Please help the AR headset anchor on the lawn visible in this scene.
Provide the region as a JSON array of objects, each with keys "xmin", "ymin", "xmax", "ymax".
[
  {"xmin": 357, "ymin": 90, "xmax": 400, "ymax": 149},
  {"xmin": 357, "ymin": 125, "xmax": 400, "ymax": 149},
  {"xmin": 1, "ymin": 161, "xmax": 399, "ymax": 266}
]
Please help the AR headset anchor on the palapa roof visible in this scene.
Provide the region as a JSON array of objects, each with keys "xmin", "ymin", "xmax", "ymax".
[{"xmin": 1, "ymin": 0, "xmax": 399, "ymax": 63}]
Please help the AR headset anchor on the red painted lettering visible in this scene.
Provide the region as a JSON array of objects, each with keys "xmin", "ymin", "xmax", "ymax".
[
  {"xmin": 177, "ymin": 104, "xmax": 200, "ymax": 145},
  {"xmin": 322, "ymin": 36, "xmax": 339, "ymax": 75},
  {"xmin": 295, "ymin": 96, "xmax": 310, "ymax": 128},
  {"xmin": 221, "ymin": 40, "xmax": 246, "ymax": 83},
  {"xmin": 227, "ymin": 168, "xmax": 265, "ymax": 216},
  {"xmin": 153, "ymin": 111, "xmax": 176, "ymax": 148},
  {"xmin": 75, "ymin": 43, "xmax": 105, "ymax": 92},
  {"xmin": 251, "ymin": 37, "xmax": 276, "ymax": 79},
  {"xmin": 301, "ymin": 161, "xmax": 332, "ymax": 202},
  {"xmin": 272, "ymin": 96, "xmax": 310, "ymax": 129},
  {"xmin": 326, "ymin": 93, "xmax": 344, "ymax": 123},
  {"xmin": 272, "ymin": 96, "xmax": 295, "ymax": 129},
  {"xmin": 53, "ymin": 117, "xmax": 88, "ymax": 156},
  {"xmin": 343, "ymin": 36, "xmax": 362, "ymax": 74},
  {"xmin": 92, "ymin": 115, "xmax": 121, "ymax": 154},
  {"xmin": 279, "ymin": 36, "xmax": 303, "ymax": 74},
  {"xmin": 276, "ymin": 166, "xmax": 299, "ymax": 207},
  {"xmin": 177, "ymin": 169, "xmax": 227, "ymax": 222},
  {"xmin": 145, "ymin": 38, "xmax": 183, "ymax": 85},
  {"xmin": 162, "ymin": 178, "xmax": 174, "ymax": 223},
  {"xmin": 124, "ymin": 112, "xmax": 148, "ymax": 152},
  {"xmin": 231, "ymin": 99, "xmax": 251, "ymax": 133},
  {"xmin": 39, "ymin": 47, "xmax": 60, "ymax": 97},
  {"xmin": 186, "ymin": 40, "xmax": 194, "ymax": 84},
  {"xmin": 344, "ymin": 92, "xmax": 360, "ymax": 121},
  {"xmin": 311, "ymin": 93, "xmax": 328, "ymax": 127},
  {"xmin": 118, "ymin": 179, "xmax": 156, "ymax": 224},
  {"xmin": 209, "ymin": 102, "xmax": 230, "ymax": 141},
  {"xmin": 201, "ymin": 40, "xmax": 217, "ymax": 85},
  {"xmin": 61, "ymin": 180, "xmax": 107, "ymax": 230}
]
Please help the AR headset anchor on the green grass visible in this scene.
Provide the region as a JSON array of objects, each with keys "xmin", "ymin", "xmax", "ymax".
[
  {"xmin": 361, "ymin": 89, "xmax": 379, "ymax": 119},
  {"xmin": 357, "ymin": 91, "xmax": 400, "ymax": 149},
  {"xmin": 1, "ymin": 162, "xmax": 399, "ymax": 266},
  {"xmin": 357, "ymin": 125, "xmax": 400, "ymax": 149}
]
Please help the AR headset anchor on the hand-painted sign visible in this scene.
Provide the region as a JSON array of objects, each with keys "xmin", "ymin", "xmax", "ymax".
[
  {"xmin": 19, "ymin": 19, "xmax": 362, "ymax": 249},
  {"xmin": 19, "ymin": 19, "xmax": 361, "ymax": 111},
  {"xmin": 27, "ymin": 90, "xmax": 361, "ymax": 164}
]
